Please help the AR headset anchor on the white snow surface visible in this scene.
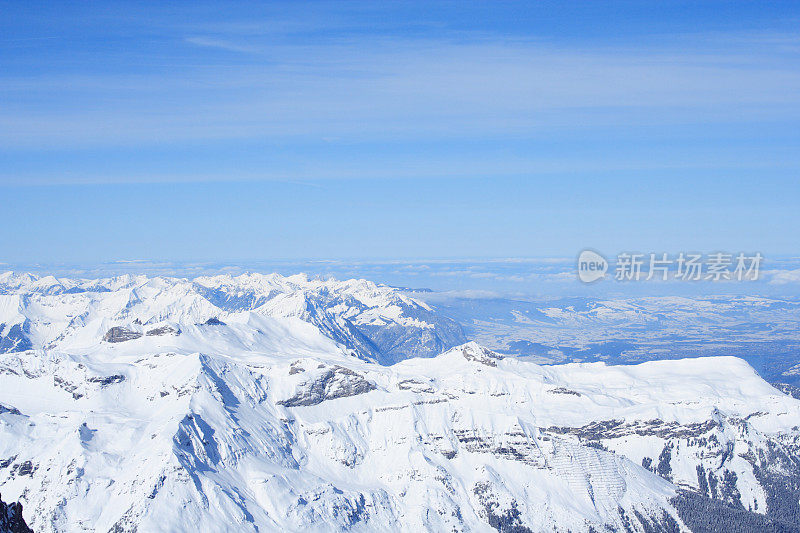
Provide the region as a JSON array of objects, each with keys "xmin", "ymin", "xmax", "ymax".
[
  {"xmin": 0, "ymin": 273, "xmax": 798, "ymax": 531},
  {"xmin": 0, "ymin": 271, "xmax": 465, "ymax": 365}
]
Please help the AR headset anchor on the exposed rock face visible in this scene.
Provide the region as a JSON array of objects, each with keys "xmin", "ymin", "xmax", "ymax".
[
  {"xmin": 0, "ymin": 404, "xmax": 20, "ymax": 416},
  {"xmin": 102, "ymin": 326, "xmax": 142, "ymax": 343},
  {"xmin": 397, "ymin": 379, "xmax": 435, "ymax": 393},
  {"xmin": 548, "ymin": 387, "xmax": 581, "ymax": 396},
  {"xmin": 278, "ymin": 365, "xmax": 377, "ymax": 407},
  {"xmin": 0, "ymin": 323, "xmax": 32, "ymax": 354},
  {"xmin": 459, "ymin": 342, "xmax": 503, "ymax": 366},
  {"xmin": 86, "ymin": 374, "xmax": 126, "ymax": 386},
  {"xmin": 0, "ymin": 493, "xmax": 33, "ymax": 533},
  {"xmin": 146, "ymin": 325, "xmax": 180, "ymax": 337},
  {"xmin": 544, "ymin": 418, "xmax": 719, "ymax": 441}
]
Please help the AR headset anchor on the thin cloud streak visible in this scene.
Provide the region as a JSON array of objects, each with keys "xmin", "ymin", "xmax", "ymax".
[
  {"xmin": 2, "ymin": 151, "xmax": 799, "ymax": 186},
  {"xmin": 184, "ymin": 36, "xmax": 263, "ymax": 54},
  {"xmin": 1, "ymin": 35, "xmax": 799, "ymax": 150}
]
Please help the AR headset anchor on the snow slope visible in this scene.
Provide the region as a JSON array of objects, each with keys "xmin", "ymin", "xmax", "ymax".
[
  {"xmin": 0, "ymin": 271, "xmax": 465, "ymax": 365},
  {"xmin": 0, "ymin": 273, "xmax": 799, "ymax": 532}
]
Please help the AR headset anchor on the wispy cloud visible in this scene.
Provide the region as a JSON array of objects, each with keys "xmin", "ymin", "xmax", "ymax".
[
  {"xmin": 184, "ymin": 36, "xmax": 263, "ymax": 54},
  {"xmin": 767, "ymin": 268, "xmax": 800, "ymax": 284},
  {"xmin": 2, "ymin": 34, "xmax": 799, "ymax": 151},
  {"xmin": 2, "ymin": 4, "xmax": 799, "ymax": 189}
]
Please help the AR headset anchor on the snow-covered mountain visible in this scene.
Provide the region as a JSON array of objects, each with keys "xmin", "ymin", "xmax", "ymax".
[
  {"xmin": 0, "ymin": 271, "xmax": 465, "ymax": 365},
  {"xmin": 0, "ymin": 272, "xmax": 799, "ymax": 532}
]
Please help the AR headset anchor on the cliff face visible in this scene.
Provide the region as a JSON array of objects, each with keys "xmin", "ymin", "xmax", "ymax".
[{"xmin": 0, "ymin": 493, "xmax": 32, "ymax": 533}]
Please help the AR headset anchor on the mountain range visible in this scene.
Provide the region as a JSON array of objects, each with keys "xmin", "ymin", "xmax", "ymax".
[{"xmin": 0, "ymin": 272, "xmax": 799, "ymax": 532}]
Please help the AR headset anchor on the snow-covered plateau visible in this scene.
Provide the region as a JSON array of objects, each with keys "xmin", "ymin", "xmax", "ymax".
[{"xmin": 0, "ymin": 272, "xmax": 799, "ymax": 532}]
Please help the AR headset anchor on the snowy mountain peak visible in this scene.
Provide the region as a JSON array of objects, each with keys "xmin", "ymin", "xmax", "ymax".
[
  {"xmin": 1, "ymin": 272, "xmax": 800, "ymax": 531},
  {"xmin": 0, "ymin": 271, "xmax": 465, "ymax": 365},
  {"xmin": 453, "ymin": 341, "xmax": 505, "ymax": 366}
]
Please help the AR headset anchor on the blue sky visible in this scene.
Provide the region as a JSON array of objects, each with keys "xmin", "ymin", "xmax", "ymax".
[{"xmin": 1, "ymin": 1, "xmax": 799, "ymax": 262}]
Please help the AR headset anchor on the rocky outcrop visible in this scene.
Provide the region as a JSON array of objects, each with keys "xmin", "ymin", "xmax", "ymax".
[
  {"xmin": 0, "ymin": 404, "xmax": 21, "ymax": 416},
  {"xmin": 146, "ymin": 325, "xmax": 180, "ymax": 337},
  {"xmin": 102, "ymin": 327, "xmax": 142, "ymax": 343},
  {"xmin": 545, "ymin": 418, "xmax": 718, "ymax": 441},
  {"xmin": 460, "ymin": 342, "xmax": 503, "ymax": 367},
  {"xmin": 548, "ymin": 387, "xmax": 581, "ymax": 396},
  {"xmin": 87, "ymin": 374, "xmax": 126, "ymax": 386},
  {"xmin": 397, "ymin": 379, "xmax": 435, "ymax": 393},
  {"xmin": 278, "ymin": 366, "xmax": 376, "ymax": 407},
  {"xmin": 0, "ymin": 493, "xmax": 33, "ymax": 533},
  {"xmin": 0, "ymin": 323, "xmax": 32, "ymax": 354}
]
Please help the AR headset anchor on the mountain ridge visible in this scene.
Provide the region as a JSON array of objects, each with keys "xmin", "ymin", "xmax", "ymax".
[
  {"xmin": 0, "ymin": 271, "xmax": 466, "ymax": 366},
  {"xmin": 0, "ymin": 273, "xmax": 799, "ymax": 531}
]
